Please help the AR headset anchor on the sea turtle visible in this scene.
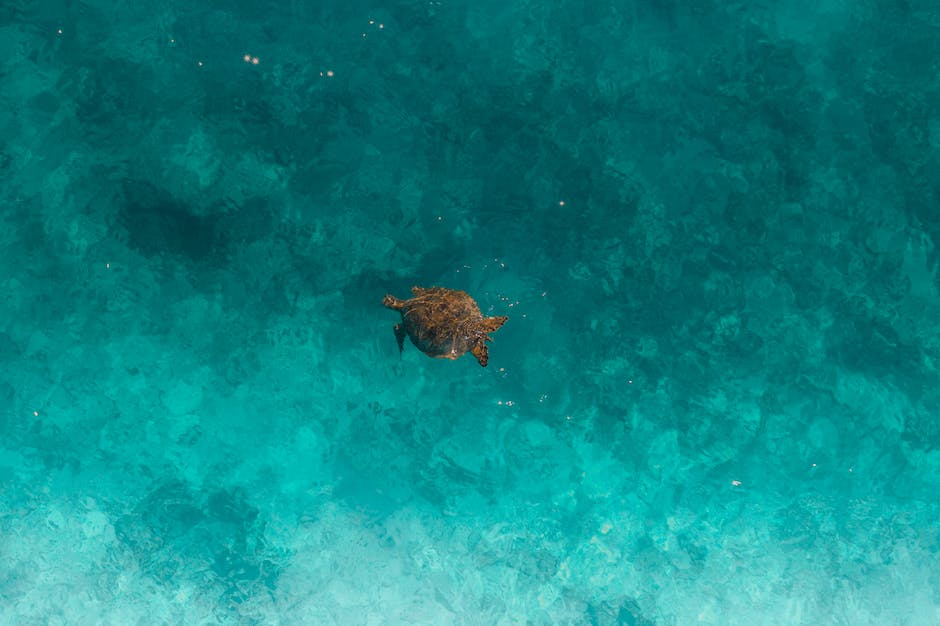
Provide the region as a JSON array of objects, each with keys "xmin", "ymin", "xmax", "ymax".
[{"xmin": 382, "ymin": 286, "xmax": 508, "ymax": 367}]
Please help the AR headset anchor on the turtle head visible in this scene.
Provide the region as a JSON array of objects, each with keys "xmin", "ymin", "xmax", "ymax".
[{"xmin": 483, "ymin": 315, "xmax": 508, "ymax": 333}]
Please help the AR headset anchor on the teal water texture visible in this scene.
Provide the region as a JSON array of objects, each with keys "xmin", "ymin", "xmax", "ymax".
[{"xmin": 2, "ymin": 0, "xmax": 940, "ymax": 624}]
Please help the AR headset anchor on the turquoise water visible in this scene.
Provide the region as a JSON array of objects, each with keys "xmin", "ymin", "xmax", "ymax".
[{"xmin": 2, "ymin": 0, "xmax": 940, "ymax": 623}]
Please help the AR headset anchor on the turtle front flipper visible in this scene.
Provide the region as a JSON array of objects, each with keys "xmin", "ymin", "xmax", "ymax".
[
  {"xmin": 471, "ymin": 342, "xmax": 489, "ymax": 367},
  {"xmin": 394, "ymin": 323, "xmax": 407, "ymax": 356}
]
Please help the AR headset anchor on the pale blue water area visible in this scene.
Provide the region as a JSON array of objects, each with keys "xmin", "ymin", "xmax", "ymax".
[{"xmin": 2, "ymin": 1, "xmax": 940, "ymax": 624}]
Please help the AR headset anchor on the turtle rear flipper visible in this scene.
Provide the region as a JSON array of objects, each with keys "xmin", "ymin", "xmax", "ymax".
[
  {"xmin": 383, "ymin": 294, "xmax": 405, "ymax": 310},
  {"xmin": 393, "ymin": 323, "xmax": 406, "ymax": 356}
]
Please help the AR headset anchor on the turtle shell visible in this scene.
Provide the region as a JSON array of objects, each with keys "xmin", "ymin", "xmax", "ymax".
[{"xmin": 383, "ymin": 286, "xmax": 508, "ymax": 366}]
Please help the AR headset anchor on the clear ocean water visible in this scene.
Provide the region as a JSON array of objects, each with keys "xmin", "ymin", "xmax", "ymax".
[{"xmin": 2, "ymin": 1, "xmax": 939, "ymax": 624}]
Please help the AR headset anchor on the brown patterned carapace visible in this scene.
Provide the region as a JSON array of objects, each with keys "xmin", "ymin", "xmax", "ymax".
[{"xmin": 382, "ymin": 286, "xmax": 507, "ymax": 367}]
